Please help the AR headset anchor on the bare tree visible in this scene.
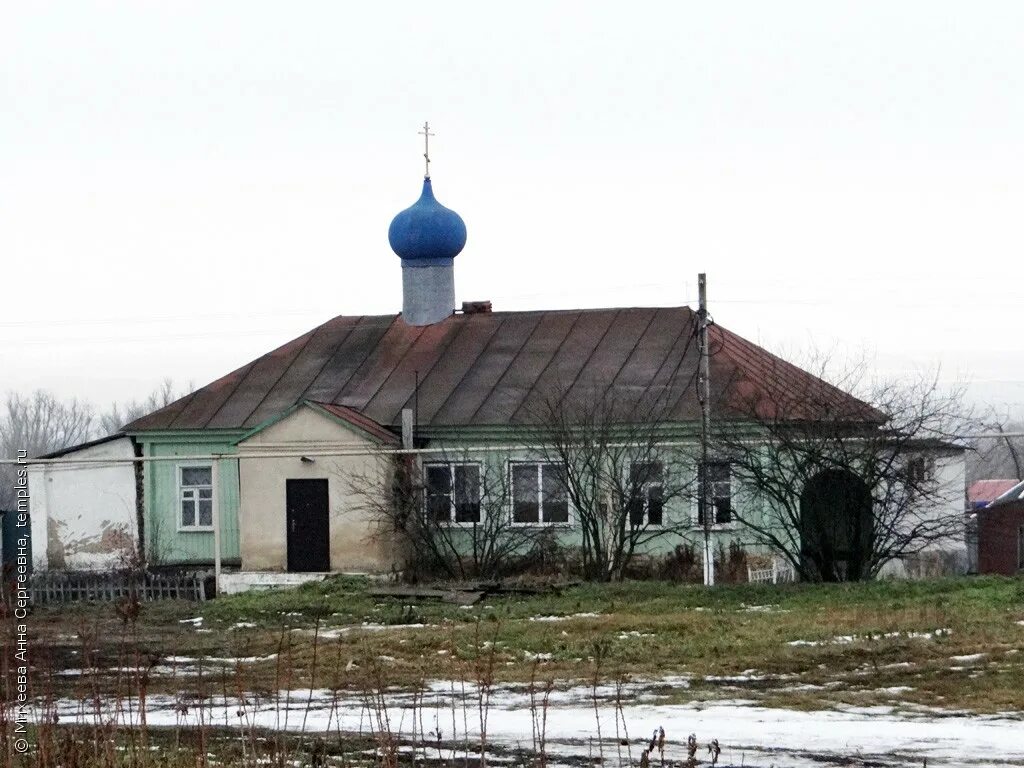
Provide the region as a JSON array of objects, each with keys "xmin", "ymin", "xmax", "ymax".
[
  {"xmin": 526, "ymin": 387, "xmax": 699, "ymax": 582},
  {"xmin": 715, "ymin": 359, "xmax": 970, "ymax": 582},
  {"xmin": 0, "ymin": 390, "xmax": 95, "ymax": 509},
  {"xmin": 349, "ymin": 450, "xmax": 549, "ymax": 581},
  {"xmin": 99, "ymin": 377, "xmax": 193, "ymax": 436},
  {"xmin": 968, "ymin": 407, "xmax": 1023, "ymax": 483}
]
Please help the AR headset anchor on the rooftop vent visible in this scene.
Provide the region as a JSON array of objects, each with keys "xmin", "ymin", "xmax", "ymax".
[{"xmin": 461, "ymin": 301, "xmax": 492, "ymax": 315}]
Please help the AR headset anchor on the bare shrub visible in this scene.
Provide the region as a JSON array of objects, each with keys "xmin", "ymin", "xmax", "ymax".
[
  {"xmin": 526, "ymin": 384, "xmax": 700, "ymax": 582},
  {"xmin": 657, "ymin": 543, "xmax": 702, "ymax": 583},
  {"xmin": 351, "ymin": 451, "xmax": 549, "ymax": 581},
  {"xmin": 716, "ymin": 356, "xmax": 971, "ymax": 582}
]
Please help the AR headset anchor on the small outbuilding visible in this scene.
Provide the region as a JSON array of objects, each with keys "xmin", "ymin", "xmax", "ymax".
[
  {"xmin": 28, "ymin": 434, "xmax": 140, "ymax": 570},
  {"xmin": 975, "ymin": 480, "xmax": 1024, "ymax": 576}
]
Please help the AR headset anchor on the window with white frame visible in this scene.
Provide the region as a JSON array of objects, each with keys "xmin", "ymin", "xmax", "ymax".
[
  {"xmin": 697, "ymin": 461, "xmax": 732, "ymax": 525},
  {"xmin": 511, "ymin": 463, "xmax": 569, "ymax": 524},
  {"xmin": 425, "ymin": 463, "xmax": 481, "ymax": 524},
  {"xmin": 179, "ymin": 465, "xmax": 213, "ymax": 530},
  {"xmin": 628, "ymin": 461, "xmax": 664, "ymax": 526}
]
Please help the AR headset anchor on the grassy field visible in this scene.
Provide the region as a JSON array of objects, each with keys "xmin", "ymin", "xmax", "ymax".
[{"xmin": 28, "ymin": 575, "xmax": 1024, "ymax": 714}]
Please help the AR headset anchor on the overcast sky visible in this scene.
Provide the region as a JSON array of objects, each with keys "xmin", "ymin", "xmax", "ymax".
[{"xmin": 3, "ymin": 2, "xmax": 1023, "ymax": 416}]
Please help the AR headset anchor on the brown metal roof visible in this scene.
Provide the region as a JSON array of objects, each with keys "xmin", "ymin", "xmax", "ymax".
[
  {"xmin": 124, "ymin": 307, "xmax": 878, "ymax": 432},
  {"xmin": 709, "ymin": 324, "xmax": 883, "ymax": 423}
]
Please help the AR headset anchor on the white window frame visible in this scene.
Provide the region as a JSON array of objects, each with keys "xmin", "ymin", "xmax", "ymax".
[
  {"xmin": 423, "ymin": 461, "xmax": 483, "ymax": 526},
  {"xmin": 177, "ymin": 463, "xmax": 215, "ymax": 532},
  {"xmin": 693, "ymin": 461, "xmax": 735, "ymax": 529},
  {"xmin": 628, "ymin": 461, "xmax": 665, "ymax": 528},
  {"xmin": 508, "ymin": 461, "xmax": 573, "ymax": 527}
]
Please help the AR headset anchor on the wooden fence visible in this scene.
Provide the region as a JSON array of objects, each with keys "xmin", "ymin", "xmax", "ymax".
[{"xmin": 29, "ymin": 570, "xmax": 207, "ymax": 604}]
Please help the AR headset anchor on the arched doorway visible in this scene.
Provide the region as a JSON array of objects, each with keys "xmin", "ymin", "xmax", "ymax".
[{"xmin": 799, "ymin": 469, "xmax": 874, "ymax": 581}]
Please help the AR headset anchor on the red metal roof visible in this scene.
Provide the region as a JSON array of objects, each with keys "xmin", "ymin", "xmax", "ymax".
[
  {"xmin": 124, "ymin": 307, "xmax": 878, "ymax": 432},
  {"xmin": 970, "ymin": 479, "xmax": 1023, "ymax": 507},
  {"xmin": 308, "ymin": 402, "xmax": 400, "ymax": 445}
]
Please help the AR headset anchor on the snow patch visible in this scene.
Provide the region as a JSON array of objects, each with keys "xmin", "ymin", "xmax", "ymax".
[
  {"xmin": 45, "ymin": 678, "xmax": 1024, "ymax": 767},
  {"xmin": 949, "ymin": 653, "xmax": 987, "ymax": 663},
  {"xmin": 296, "ymin": 622, "xmax": 434, "ymax": 640},
  {"xmin": 528, "ymin": 613, "xmax": 601, "ymax": 623},
  {"xmin": 740, "ymin": 603, "xmax": 789, "ymax": 614},
  {"xmin": 788, "ymin": 628, "xmax": 952, "ymax": 647},
  {"xmin": 523, "ymin": 651, "xmax": 553, "ymax": 661},
  {"xmin": 164, "ymin": 654, "xmax": 278, "ymax": 666}
]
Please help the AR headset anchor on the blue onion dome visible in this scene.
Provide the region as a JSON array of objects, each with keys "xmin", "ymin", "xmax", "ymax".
[{"xmin": 388, "ymin": 179, "xmax": 467, "ymax": 265}]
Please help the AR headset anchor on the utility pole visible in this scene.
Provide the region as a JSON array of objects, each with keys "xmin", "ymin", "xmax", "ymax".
[
  {"xmin": 212, "ymin": 455, "xmax": 222, "ymax": 596},
  {"xmin": 697, "ymin": 273, "xmax": 714, "ymax": 586}
]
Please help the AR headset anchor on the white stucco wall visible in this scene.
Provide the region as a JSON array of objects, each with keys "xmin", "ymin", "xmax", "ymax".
[
  {"xmin": 236, "ymin": 406, "xmax": 401, "ymax": 573},
  {"xmin": 28, "ymin": 437, "xmax": 138, "ymax": 571},
  {"xmin": 879, "ymin": 450, "xmax": 967, "ymax": 578},
  {"xmin": 915, "ymin": 452, "xmax": 967, "ymax": 536}
]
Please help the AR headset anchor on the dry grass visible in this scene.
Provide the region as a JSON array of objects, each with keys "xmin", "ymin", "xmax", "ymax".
[
  {"xmin": 24, "ymin": 575, "xmax": 1024, "ymax": 713},
  {"xmin": 3, "ymin": 575, "xmax": 1021, "ymax": 767}
]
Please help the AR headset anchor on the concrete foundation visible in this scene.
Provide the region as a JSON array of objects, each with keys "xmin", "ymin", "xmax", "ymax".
[{"xmin": 218, "ymin": 571, "xmax": 327, "ymax": 595}]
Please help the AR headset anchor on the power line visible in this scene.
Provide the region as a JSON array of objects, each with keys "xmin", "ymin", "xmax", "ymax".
[
  {"xmin": 0, "ymin": 328, "xmax": 312, "ymax": 347},
  {"xmin": 0, "ymin": 308, "xmax": 329, "ymax": 329}
]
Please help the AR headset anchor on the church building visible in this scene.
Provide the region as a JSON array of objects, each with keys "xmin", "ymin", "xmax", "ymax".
[{"xmin": 121, "ymin": 133, "xmax": 966, "ymax": 587}]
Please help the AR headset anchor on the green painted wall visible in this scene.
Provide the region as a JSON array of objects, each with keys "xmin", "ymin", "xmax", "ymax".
[
  {"xmin": 412, "ymin": 432, "xmax": 774, "ymax": 558},
  {"xmin": 135, "ymin": 431, "xmax": 244, "ymax": 567},
  {"xmin": 132, "ymin": 421, "xmax": 780, "ymax": 570}
]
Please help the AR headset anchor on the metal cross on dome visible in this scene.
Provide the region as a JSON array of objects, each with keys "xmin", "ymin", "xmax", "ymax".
[{"xmin": 418, "ymin": 121, "xmax": 434, "ymax": 179}]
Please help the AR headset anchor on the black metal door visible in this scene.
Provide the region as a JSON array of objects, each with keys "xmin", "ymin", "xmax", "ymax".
[{"xmin": 286, "ymin": 479, "xmax": 330, "ymax": 572}]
